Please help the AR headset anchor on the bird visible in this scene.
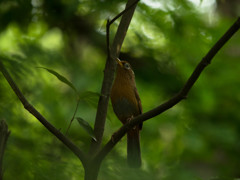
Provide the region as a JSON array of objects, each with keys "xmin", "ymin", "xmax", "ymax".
[{"xmin": 110, "ymin": 58, "xmax": 142, "ymax": 168}]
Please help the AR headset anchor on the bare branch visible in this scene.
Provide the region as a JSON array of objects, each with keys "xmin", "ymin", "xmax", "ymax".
[
  {"xmin": 89, "ymin": 0, "xmax": 139, "ymax": 154},
  {"xmin": 108, "ymin": 0, "xmax": 140, "ymax": 27},
  {"xmin": 94, "ymin": 17, "xmax": 240, "ymax": 163},
  {"xmin": 106, "ymin": 18, "xmax": 111, "ymax": 57},
  {"xmin": 106, "ymin": 0, "xmax": 139, "ymax": 57},
  {"xmin": 0, "ymin": 61, "xmax": 87, "ymax": 166},
  {"xmin": 0, "ymin": 120, "xmax": 10, "ymax": 179},
  {"xmin": 65, "ymin": 99, "xmax": 80, "ymax": 135}
]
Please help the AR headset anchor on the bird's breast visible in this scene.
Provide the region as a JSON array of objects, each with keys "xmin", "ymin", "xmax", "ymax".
[{"xmin": 111, "ymin": 97, "xmax": 139, "ymax": 123}]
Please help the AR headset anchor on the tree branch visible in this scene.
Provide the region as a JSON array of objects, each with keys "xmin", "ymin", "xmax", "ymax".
[
  {"xmin": 65, "ymin": 99, "xmax": 80, "ymax": 135},
  {"xmin": 106, "ymin": 0, "xmax": 140, "ymax": 57},
  {"xmin": 94, "ymin": 17, "xmax": 240, "ymax": 163},
  {"xmin": 89, "ymin": 0, "xmax": 139, "ymax": 154},
  {"xmin": 0, "ymin": 61, "xmax": 87, "ymax": 166},
  {"xmin": 0, "ymin": 120, "xmax": 10, "ymax": 179}
]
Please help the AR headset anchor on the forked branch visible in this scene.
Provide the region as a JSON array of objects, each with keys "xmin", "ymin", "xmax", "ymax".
[
  {"xmin": 106, "ymin": 0, "xmax": 140, "ymax": 57},
  {"xmin": 94, "ymin": 17, "xmax": 240, "ymax": 163},
  {"xmin": 90, "ymin": 0, "xmax": 139, "ymax": 154}
]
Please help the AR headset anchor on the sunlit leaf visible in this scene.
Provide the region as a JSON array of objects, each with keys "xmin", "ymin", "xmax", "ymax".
[
  {"xmin": 78, "ymin": 91, "xmax": 100, "ymax": 106},
  {"xmin": 76, "ymin": 117, "xmax": 96, "ymax": 141},
  {"xmin": 79, "ymin": 91, "xmax": 101, "ymax": 100},
  {"xmin": 38, "ymin": 67, "xmax": 78, "ymax": 93},
  {"xmin": 78, "ymin": 91, "xmax": 114, "ymax": 121}
]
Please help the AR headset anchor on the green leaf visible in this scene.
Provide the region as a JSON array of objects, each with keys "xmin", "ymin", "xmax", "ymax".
[
  {"xmin": 76, "ymin": 117, "xmax": 96, "ymax": 141},
  {"xmin": 78, "ymin": 91, "xmax": 114, "ymax": 121},
  {"xmin": 79, "ymin": 91, "xmax": 101, "ymax": 99},
  {"xmin": 79, "ymin": 91, "xmax": 100, "ymax": 106},
  {"xmin": 38, "ymin": 67, "xmax": 78, "ymax": 93}
]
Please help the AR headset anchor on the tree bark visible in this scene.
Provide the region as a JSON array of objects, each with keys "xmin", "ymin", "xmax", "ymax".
[
  {"xmin": 0, "ymin": 120, "xmax": 10, "ymax": 180},
  {"xmin": 84, "ymin": 159, "xmax": 101, "ymax": 180}
]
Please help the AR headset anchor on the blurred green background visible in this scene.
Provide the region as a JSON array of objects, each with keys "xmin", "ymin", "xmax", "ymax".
[{"xmin": 1, "ymin": 0, "xmax": 240, "ymax": 179}]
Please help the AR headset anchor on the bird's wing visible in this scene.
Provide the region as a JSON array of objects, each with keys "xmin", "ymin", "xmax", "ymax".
[
  {"xmin": 134, "ymin": 87, "xmax": 143, "ymax": 130},
  {"xmin": 134, "ymin": 87, "xmax": 142, "ymax": 114}
]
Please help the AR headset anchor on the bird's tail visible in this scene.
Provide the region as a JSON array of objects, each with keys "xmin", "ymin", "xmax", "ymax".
[{"xmin": 127, "ymin": 127, "xmax": 141, "ymax": 168}]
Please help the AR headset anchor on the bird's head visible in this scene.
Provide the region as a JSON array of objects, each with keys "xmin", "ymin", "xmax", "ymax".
[
  {"xmin": 115, "ymin": 58, "xmax": 135, "ymax": 80},
  {"xmin": 116, "ymin": 58, "xmax": 133, "ymax": 70}
]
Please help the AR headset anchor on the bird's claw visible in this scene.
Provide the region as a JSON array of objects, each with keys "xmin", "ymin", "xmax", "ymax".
[
  {"xmin": 126, "ymin": 115, "xmax": 134, "ymax": 123},
  {"xmin": 126, "ymin": 115, "xmax": 137, "ymax": 130},
  {"xmin": 111, "ymin": 132, "xmax": 117, "ymax": 143}
]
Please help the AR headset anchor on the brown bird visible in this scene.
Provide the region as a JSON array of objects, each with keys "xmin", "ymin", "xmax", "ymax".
[{"xmin": 110, "ymin": 58, "xmax": 142, "ymax": 168}]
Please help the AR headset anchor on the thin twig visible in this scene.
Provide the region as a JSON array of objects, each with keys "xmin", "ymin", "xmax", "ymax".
[
  {"xmin": 0, "ymin": 61, "xmax": 87, "ymax": 166},
  {"xmin": 94, "ymin": 17, "xmax": 240, "ymax": 163},
  {"xmin": 106, "ymin": 0, "xmax": 140, "ymax": 59},
  {"xmin": 106, "ymin": 19, "xmax": 111, "ymax": 57},
  {"xmin": 66, "ymin": 99, "xmax": 80, "ymax": 135},
  {"xmin": 108, "ymin": 0, "xmax": 140, "ymax": 26}
]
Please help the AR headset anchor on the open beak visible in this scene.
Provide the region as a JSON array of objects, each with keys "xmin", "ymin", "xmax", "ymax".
[{"xmin": 116, "ymin": 58, "xmax": 123, "ymax": 67}]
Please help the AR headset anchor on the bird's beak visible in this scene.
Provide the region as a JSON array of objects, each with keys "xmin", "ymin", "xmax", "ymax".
[{"xmin": 116, "ymin": 58, "xmax": 123, "ymax": 67}]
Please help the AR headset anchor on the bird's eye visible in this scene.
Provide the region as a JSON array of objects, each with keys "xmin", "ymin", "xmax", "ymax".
[{"xmin": 124, "ymin": 63, "xmax": 131, "ymax": 69}]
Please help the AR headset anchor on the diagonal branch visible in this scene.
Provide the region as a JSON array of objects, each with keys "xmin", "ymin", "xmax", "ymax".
[
  {"xmin": 89, "ymin": 0, "xmax": 139, "ymax": 154},
  {"xmin": 0, "ymin": 120, "xmax": 10, "ymax": 179},
  {"xmin": 106, "ymin": 0, "xmax": 140, "ymax": 57},
  {"xmin": 94, "ymin": 17, "xmax": 240, "ymax": 163},
  {"xmin": 0, "ymin": 60, "xmax": 88, "ymax": 166}
]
